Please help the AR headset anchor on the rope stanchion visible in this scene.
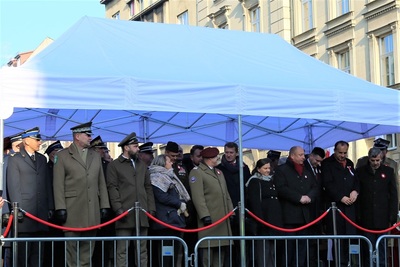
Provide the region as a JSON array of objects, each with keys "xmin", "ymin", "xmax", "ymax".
[
  {"xmin": 338, "ymin": 209, "xmax": 400, "ymax": 234},
  {"xmin": 246, "ymin": 208, "xmax": 330, "ymax": 233},
  {"xmin": 23, "ymin": 209, "xmax": 130, "ymax": 232},
  {"xmin": 3, "ymin": 214, "xmax": 14, "ymax": 237},
  {"xmin": 143, "ymin": 208, "xmax": 235, "ymax": 233}
]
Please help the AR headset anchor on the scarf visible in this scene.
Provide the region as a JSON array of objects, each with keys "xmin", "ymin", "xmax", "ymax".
[
  {"xmin": 245, "ymin": 172, "xmax": 273, "ymax": 187},
  {"xmin": 290, "ymin": 158, "xmax": 304, "ymax": 176},
  {"xmin": 221, "ymin": 155, "xmax": 240, "ymax": 173},
  {"xmin": 148, "ymin": 165, "xmax": 191, "ymax": 202}
]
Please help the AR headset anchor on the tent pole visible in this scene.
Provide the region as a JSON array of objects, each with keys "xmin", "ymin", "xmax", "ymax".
[{"xmin": 237, "ymin": 114, "xmax": 246, "ymax": 266}]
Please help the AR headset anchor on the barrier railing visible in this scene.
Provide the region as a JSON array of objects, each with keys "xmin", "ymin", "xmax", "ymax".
[{"xmin": 2, "ymin": 200, "xmax": 400, "ymax": 267}]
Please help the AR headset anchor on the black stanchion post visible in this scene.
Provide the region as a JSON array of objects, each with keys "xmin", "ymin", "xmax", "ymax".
[
  {"xmin": 135, "ymin": 202, "xmax": 141, "ymax": 267},
  {"xmin": 331, "ymin": 202, "xmax": 339, "ymax": 267},
  {"xmin": 12, "ymin": 202, "xmax": 19, "ymax": 267}
]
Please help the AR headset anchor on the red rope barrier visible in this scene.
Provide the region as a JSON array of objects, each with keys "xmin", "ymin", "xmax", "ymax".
[
  {"xmin": 3, "ymin": 214, "xmax": 14, "ymax": 237},
  {"xmin": 246, "ymin": 208, "xmax": 330, "ymax": 233},
  {"xmin": 144, "ymin": 209, "xmax": 235, "ymax": 233},
  {"xmin": 338, "ymin": 209, "xmax": 400, "ymax": 234},
  {"xmin": 23, "ymin": 210, "xmax": 129, "ymax": 232}
]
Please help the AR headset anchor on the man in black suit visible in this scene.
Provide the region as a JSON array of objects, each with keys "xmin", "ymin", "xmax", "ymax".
[
  {"xmin": 7, "ymin": 127, "xmax": 54, "ymax": 267},
  {"xmin": 275, "ymin": 146, "xmax": 318, "ymax": 267},
  {"xmin": 321, "ymin": 140, "xmax": 359, "ymax": 267}
]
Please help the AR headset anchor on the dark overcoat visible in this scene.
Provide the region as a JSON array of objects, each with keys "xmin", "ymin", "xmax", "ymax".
[
  {"xmin": 7, "ymin": 146, "xmax": 54, "ymax": 232},
  {"xmin": 356, "ymin": 164, "xmax": 398, "ymax": 229},
  {"xmin": 106, "ymin": 155, "xmax": 155, "ymax": 229},
  {"xmin": 274, "ymin": 160, "xmax": 318, "ymax": 225},
  {"xmin": 321, "ymin": 155, "xmax": 359, "ymax": 234},
  {"xmin": 53, "ymin": 144, "xmax": 110, "ymax": 228}
]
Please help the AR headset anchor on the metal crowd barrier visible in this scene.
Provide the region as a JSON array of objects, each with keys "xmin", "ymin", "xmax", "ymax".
[
  {"xmin": 195, "ymin": 235, "xmax": 373, "ymax": 267},
  {"xmin": 4, "ymin": 233, "xmax": 400, "ymax": 267},
  {"xmin": 376, "ymin": 235, "xmax": 400, "ymax": 267},
  {"xmin": 1, "ymin": 236, "xmax": 188, "ymax": 267}
]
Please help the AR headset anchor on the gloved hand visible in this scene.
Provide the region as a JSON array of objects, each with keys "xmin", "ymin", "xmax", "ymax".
[
  {"xmin": 116, "ymin": 209, "xmax": 126, "ymax": 222},
  {"xmin": 2, "ymin": 213, "xmax": 10, "ymax": 225},
  {"xmin": 48, "ymin": 209, "xmax": 55, "ymax": 221},
  {"xmin": 179, "ymin": 202, "xmax": 187, "ymax": 213},
  {"xmin": 100, "ymin": 208, "xmax": 110, "ymax": 222},
  {"xmin": 202, "ymin": 216, "xmax": 212, "ymax": 226},
  {"xmin": 55, "ymin": 209, "xmax": 67, "ymax": 224}
]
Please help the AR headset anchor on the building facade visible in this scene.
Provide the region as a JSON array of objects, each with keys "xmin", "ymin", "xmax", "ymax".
[{"xmin": 100, "ymin": 0, "xmax": 399, "ymax": 164}]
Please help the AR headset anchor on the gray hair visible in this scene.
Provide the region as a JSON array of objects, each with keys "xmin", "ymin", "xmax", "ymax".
[
  {"xmin": 151, "ymin": 154, "xmax": 168, "ymax": 167},
  {"xmin": 368, "ymin": 147, "xmax": 382, "ymax": 158}
]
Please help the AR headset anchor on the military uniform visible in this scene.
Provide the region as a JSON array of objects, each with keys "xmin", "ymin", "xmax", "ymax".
[
  {"xmin": 53, "ymin": 122, "xmax": 110, "ymax": 267},
  {"xmin": 189, "ymin": 162, "xmax": 233, "ymax": 248},
  {"xmin": 7, "ymin": 129, "xmax": 54, "ymax": 267}
]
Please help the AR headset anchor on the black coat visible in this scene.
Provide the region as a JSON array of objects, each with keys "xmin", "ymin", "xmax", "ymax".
[
  {"xmin": 7, "ymin": 147, "xmax": 54, "ymax": 232},
  {"xmin": 246, "ymin": 175, "xmax": 283, "ymax": 235},
  {"xmin": 274, "ymin": 160, "xmax": 318, "ymax": 225},
  {"xmin": 218, "ymin": 157, "xmax": 251, "ymax": 209},
  {"xmin": 356, "ymin": 164, "xmax": 398, "ymax": 229},
  {"xmin": 321, "ymin": 155, "xmax": 359, "ymax": 234}
]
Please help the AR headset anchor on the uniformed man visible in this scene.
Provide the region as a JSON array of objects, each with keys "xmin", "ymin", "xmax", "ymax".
[
  {"xmin": 90, "ymin": 135, "xmax": 111, "ymax": 176},
  {"xmin": 106, "ymin": 132, "xmax": 155, "ymax": 267},
  {"xmin": 189, "ymin": 147, "xmax": 233, "ymax": 267},
  {"xmin": 7, "ymin": 127, "xmax": 54, "ymax": 267},
  {"xmin": 53, "ymin": 122, "xmax": 110, "ymax": 267},
  {"xmin": 356, "ymin": 138, "xmax": 399, "ymax": 207},
  {"xmin": 138, "ymin": 141, "xmax": 154, "ymax": 166}
]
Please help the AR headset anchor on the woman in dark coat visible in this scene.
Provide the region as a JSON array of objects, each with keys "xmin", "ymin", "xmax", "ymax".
[
  {"xmin": 149, "ymin": 154, "xmax": 191, "ymax": 267},
  {"xmin": 246, "ymin": 158, "xmax": 283, "ymax": 267}
]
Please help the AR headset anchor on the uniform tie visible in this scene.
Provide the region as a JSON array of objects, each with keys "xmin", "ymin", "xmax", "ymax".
[{"xmin": 30, "ymin": 154, "xmax": 35, "ymax": 162}]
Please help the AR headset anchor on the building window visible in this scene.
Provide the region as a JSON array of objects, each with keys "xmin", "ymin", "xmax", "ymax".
[
  {"xmin": 301, "ymin": 0, "xmax": 313, "ymax": 31},
  {"xmin": 137, "ymin": 0, "xmax": 144, "ymax": 12},
  {"xmin": 379, "ymin": 33, "xmax": 395, "ymax": 86},
  {"xmin": 112, "ymin": 12, "xmax": 120, "ymax": 20},
  {"xmin": 178, "ymin": 11, "xmax": 188, "ymax": 25},
  {"xmin": 219, "ymin": 23, "xmax": 229, "ymax": 29},
  {"xmin": 154, "ymin": 6, "xmax": 164, "ymax": 23},
  {"xmin": 130, "ymin": 2, "xmax": 135, "ymax": 17},
  {"xmin": 385, "ymin": 134, "xmax": 398, "ymax": 150},
  {"xmin": 250, "ymin": 6, "xmax": 260, "ymax": 33},
  {"xmin": 336, "ymin": 0, "xmax": 349, "ymax": 16},
  {"xmin": 144, "ymin": 13, "xmax": 153, "ymax": 22},
  {"xmin": 338, "ymin": 50, "xmax": 350, "ymax": 73}
]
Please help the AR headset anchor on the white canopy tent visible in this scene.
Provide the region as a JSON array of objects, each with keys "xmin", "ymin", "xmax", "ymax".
[
  {"xmin": 1, "ymin": 18, "xmax": 399, "ymax": 261},
  {"xmin": 1, "ymin": 16, "xmax": 399, "ymax": 151}
]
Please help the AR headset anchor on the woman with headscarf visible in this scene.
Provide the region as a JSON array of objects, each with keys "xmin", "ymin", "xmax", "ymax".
[{"xmin": 149, "ymin": 154, "xmax": 191, "ymax": 267}]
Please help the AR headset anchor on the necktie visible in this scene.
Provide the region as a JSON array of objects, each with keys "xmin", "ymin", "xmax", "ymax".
[{"xmin": 30, "ymin": 154, "xmax": 35, "ymax": 162}]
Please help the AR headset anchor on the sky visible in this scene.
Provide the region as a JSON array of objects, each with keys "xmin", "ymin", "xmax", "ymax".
[{"xmin": 0, "ymin": 0, "xmax": 105, "ymax": 66}]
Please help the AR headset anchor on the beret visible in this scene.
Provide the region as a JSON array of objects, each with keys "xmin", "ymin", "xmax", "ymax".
[{"xmin": 200, "ymin": 147, "xmax": 220, "ymax": 158}]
